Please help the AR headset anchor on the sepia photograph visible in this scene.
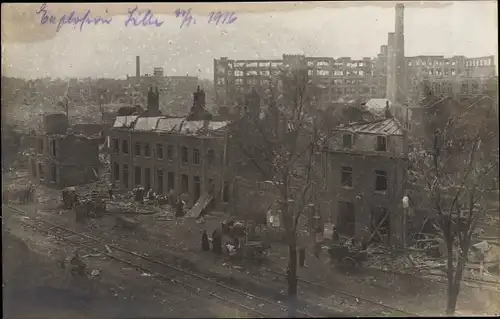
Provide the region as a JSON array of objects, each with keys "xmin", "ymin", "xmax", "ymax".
[{"xmin": 2, "ymin": 1, "xmax": 499, "ymax": 318}]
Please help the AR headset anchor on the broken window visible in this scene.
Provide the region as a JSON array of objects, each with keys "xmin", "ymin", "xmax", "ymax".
[
  {"xmin": 157, "ymin": 144, "xmax": 163, "ymax": 160},
  {"xmin": 113, "ymin": 162, "xmax": 120, "ymax": 181},
  {"xmin": 135, "ymin": 166, "xmax": 141, "ymax": 186},
  {"xmin": 38, "ymin": 139, "xmax": 44, "ymax": 154},
  {"xmin": 375, "ymin": 170, "xmax": 388, "ymax": 191},
  {"xmin": 342, "ymin": 134, "xmax": 353, "ymax": 149},
  {"xmin": 51, "ymin": 140, "xmax": 56, "ymax": 157},
  {"xmin": 193, "ymin": 148, "xmax": 200, "ymax": 165},
  {"xmin": 144, "ymin": 144, "xmax": 151, "ymax": 158},
  {"xmin": 123, "ymin": 164, "xmax": 129, "ymax": 188},
  {"xmin": 39, "ymin": 163, "xmax": 45, "ymax": 184},
  {"xmin": 341, "ymin": 166, "xmax": 353, "ymax": 187},
  {"xmin": 122, "ymin": 140, "xmax": 129, "ymax": 154},
  {"xmin": 181, "ymin": 174, "xmax": 189, "ymax": 193},
  {"xmin": 167, "ymin": 145, "xmax": 174, "ymax": 161},
  {"xmin": 461, "ymin": 83, "xmax": 468, "ymax": 94},
  {"xmin": 207, "ymin": 149, "xmax": 215, "ymax": 165},
  {"xmin": 376, "ymin": 136, "xmax": 387, "ymax": 152},
  {"xmin": 193, "ymin": 176, "xmax": 201, "ymax": 201},
  {"xmin": 113, "ymin": 139, "xmax": 119, "ymax": 154},
  {"xmin": 370, "ymin": 207, "xmax": 390, "ymax": 244},
  {"xmin": 337, "ymin": 201, "xmax": 355, "ymax": 237},
  {"xmin": 157, "ymin": 169, "xmax": 164, "ymax": 194},
  {"xmin": 472, "ymin": 81, "xmax": 479, "ymax": 94},
  {"xmin": 51, "ymin": 164, "xmax": 57, "ymax": 183},
  {"xmin": 134, "ymin": 142, "xmax": 141, "ymax": 156},
  {"xmin": 223, "ymin": 181, "xmax": 230, "ymax": 203},
  {"xmin": 182, "ymin": 146, "xmax": 188, "ymax": 164},
  {"xmin": 167, "ymin": 172, "xmax": 175, "ymax": 191},
  {"xmin": 145, "ymin": 167, "xmax": 151, "ymax": 190},
  {"xmin": 31, "ymin": 160, "xmax": 37, "ymax": 179}
]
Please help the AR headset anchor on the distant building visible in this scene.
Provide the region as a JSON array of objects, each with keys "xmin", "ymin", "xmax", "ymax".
[
  {"xmin": 126, "ymin": 56, "xmax": 199, "ymax": 116},
  {"xmin": 214, "ymin": 54, "xmax": 375, "ymax": 112},
  {"xmin": 28, "ymin": 113, "xmax": 101, "ymax": 188}
]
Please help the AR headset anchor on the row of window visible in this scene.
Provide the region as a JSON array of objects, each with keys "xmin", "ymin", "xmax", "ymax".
[
  {"xmin": 340, "ymin": 167, "xmax": 388, "ymax": 191},
  {"xmin": 112, "ymin": 139, "xmax": 216, "ymax": 165},
  {"xmin": 112, "ymin": 163, "xmax": 229, "ymax": 202},
  {"xmin": 342, "ymin": 134, "xmax": 387, "ymax": 152}
]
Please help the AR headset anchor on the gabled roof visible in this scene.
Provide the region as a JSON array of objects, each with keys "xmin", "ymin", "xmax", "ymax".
[{"xmin": 338, "ymin": 118, "xmax": 404, "ymax": 136}]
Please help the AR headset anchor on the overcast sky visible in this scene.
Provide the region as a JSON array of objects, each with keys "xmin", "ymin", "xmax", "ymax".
[{"xmin": 2, "ymin": 1, "xmax": 497, "ymax": 80}]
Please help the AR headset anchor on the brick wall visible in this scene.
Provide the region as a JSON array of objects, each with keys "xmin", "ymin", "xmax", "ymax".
[{"xmin": 325, "ymin": 151, "xmax": 408, "ymax": 245}]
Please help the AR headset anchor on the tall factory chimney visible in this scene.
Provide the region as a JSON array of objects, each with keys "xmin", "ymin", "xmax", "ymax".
[
  {"xmin": 394, "ymin": 3, "xmax": 406, "ymax": 105},
  {"xmin": 386, "ymin": 33, "xmax": 396, "ymax": 104},
  {"xmin": 136, "ymin": 56, "xmax": 141, "ymax": 78}
]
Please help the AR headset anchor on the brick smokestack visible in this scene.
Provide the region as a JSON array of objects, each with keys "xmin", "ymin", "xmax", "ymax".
[
  {"xmin": 394, "ymin": 3, "xmax": 406, "ymax": 105},
  {"xmin": 386, "ymin": 32, "xmax": 396, "ymax": 105},
  {"xmin": 136, "ymin": 56, "xmax": 140, "ymax": 77}
]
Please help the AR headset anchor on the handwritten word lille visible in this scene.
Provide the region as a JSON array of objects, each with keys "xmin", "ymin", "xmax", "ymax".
[
  {"xmin": 36, "ymin": 3, "xmax": 112, "ymax": 32},
  {"xmin": 125, "ymin": 6, "xmax": 164, "ymax": 27},
  {"xmin": 174, "ymin": 9, "xmax": 238, "ymax": 29}
]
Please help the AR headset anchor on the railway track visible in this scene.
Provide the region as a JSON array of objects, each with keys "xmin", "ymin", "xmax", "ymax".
[
  {"xmin": 260, "ymin": 267, "xmax": 418, "ymax": 316},
  {"xmin": 6, "ymin": 205, "xmax": 321, "ymax": 318}
]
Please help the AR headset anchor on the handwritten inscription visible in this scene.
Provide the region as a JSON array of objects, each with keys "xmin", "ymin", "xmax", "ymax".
[
  {"xmin": 208, "ymin": 12, "xmax": 238, "ymax": 25},
  {"xmin": 174, "ymin": 8, "xmax": 196, "ymax": 29},
  {"xmin": 36, "ymin": 3, "xmax": 113, "ymax": 32},
  {"xmin": 125, "ymin": 6, "xmax": 164, "ymax": 27},
  {"xmin": 35, "ymin": 4, "xmax": 237, "ymax": 31}
]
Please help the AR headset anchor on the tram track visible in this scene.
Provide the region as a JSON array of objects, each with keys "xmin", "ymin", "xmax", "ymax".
[{"xmin": 6, "ymin": 204, "xmax": 322, "ymax": 318}]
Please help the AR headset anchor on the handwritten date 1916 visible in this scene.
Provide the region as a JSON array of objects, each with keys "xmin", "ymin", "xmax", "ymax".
[{"xmin": 208, "ymin": 12, "xmax": 238, "ymax": 25}]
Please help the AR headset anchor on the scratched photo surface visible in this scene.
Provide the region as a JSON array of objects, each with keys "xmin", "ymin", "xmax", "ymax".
[{"xmin": 2, "ymin": 2, "xmax": 499, "ymax": 318}]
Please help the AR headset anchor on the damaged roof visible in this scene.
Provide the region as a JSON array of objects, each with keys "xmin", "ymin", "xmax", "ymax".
[
  {"xmin": 112, "ymin": 115, "xmax": 229, "ymax": 135},
  {"xmin": 338, "ymin": 118, "xmax": 404, "ymax": 136},
  {"xmin": 113, "ymin": 116, "xmax": 139, "ymax": 128}
]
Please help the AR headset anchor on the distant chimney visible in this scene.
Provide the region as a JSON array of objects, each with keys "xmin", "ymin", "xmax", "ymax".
[{"xmin": 136, "ymin": 56, "xmax": 140, "ymax": 78}]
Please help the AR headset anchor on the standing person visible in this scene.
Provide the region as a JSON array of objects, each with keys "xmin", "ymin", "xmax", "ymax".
[
  {"xmin": 331, "ymin": 226, "xmax": 340, "ymax": 244},
  {"xmin": 108, "ymin": 186, "xmax": 113, "ymax": 200},
  {"xmin": 201, "ymin": 230, "xmax": 210, "ymax": 251},
  {"xmin": 211, "ymin": 229, "xmax": 220, "ymax": 254},
  {"xmin": 299, "ymin": 246, "xmax": 307, "ymax": 268},
  {"xmin": 315, "ymin": 225, "xmax": 324, "ymax": 260}
]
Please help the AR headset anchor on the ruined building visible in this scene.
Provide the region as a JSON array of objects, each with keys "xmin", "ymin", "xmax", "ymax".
[
  {"xmin": 215, "ymin": 4, "xmax": 496, "ymax": 114},
  {"xmin": 320, "ymin": 114, "xmax": 408, "ymax": 247},
  {"xmin": 109, "ymin": 86, "xmax": 232, "ymax": 212},
  {"xmin": 28, "ymin": 113, "xmax": 101, "ymax": 188}
]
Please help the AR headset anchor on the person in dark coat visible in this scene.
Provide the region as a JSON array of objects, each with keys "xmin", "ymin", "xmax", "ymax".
[
  {"xmin": 201, "ymin": 230, "xmax": 210, "ymax": 251},
  {"xmin": 212, "ymin": 229, "xmax": 222, "ymax": 254}
]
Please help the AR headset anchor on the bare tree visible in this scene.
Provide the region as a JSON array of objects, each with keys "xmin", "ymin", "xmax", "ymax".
[
  {"xmin": 231, "ymin": 66, "xmax": 328, "ymax": 316},
  {"xmin": 410, "ymin": 92, "xmax": 498, "ymax": 315}
]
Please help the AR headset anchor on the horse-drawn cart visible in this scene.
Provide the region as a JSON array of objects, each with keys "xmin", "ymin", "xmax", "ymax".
[
  {"xmin": 328, "ymin": 244, "xmax": 368, "ymax": 268},
  {"xmin": 230, "ymin": 241, "xmax": 270, "ymax": 262}
]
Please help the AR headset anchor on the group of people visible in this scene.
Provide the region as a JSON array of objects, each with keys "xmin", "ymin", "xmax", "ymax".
[{"xmin": 201, "ymin": 229, "xmax": 222, "ymax": 254}]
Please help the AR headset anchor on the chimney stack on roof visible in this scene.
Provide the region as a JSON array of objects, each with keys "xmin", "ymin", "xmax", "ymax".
[
  {"xmin": 147, "ymin": 86, "xmax": 160, "ymax": 113},
  {"xmin": 385, "ymin": 100, "xmax": 393, "ymax": 119}
]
